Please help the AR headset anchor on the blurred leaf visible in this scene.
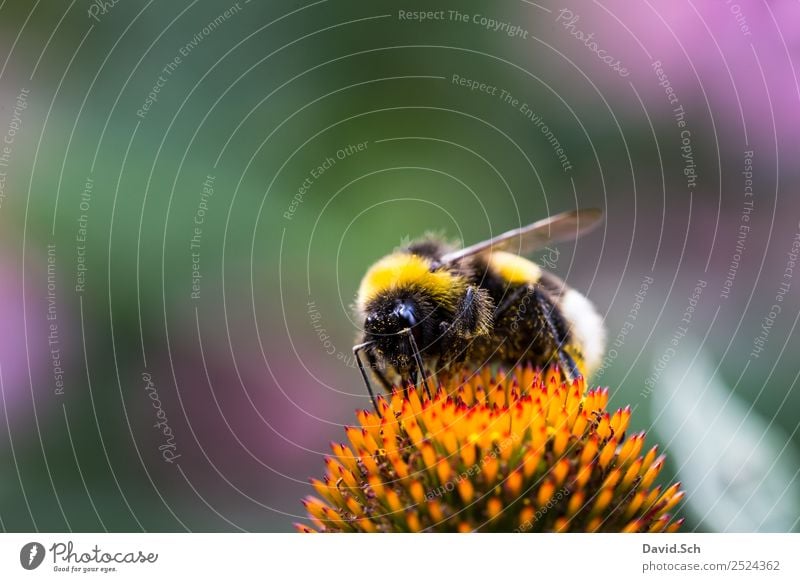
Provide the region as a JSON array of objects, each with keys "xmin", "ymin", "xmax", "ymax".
[{"xmin": 651, "ymin": 341, "xmax": 800, "ymax": 532}]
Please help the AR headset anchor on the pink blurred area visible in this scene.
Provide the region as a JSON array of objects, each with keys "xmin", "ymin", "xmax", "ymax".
[
  {"xmin": 0, "ymin": 244, "xmax": 68, "ymax": 435},
  {"xmin": 535, "ymin": 0, "xmax": 800, "ymax": 151},
  {"xmin": 134, "ymin": 310, "xmax": 349, "ymax": 519}
]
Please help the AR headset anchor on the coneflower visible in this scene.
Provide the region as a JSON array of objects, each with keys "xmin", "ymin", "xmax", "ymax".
[{"xmin": 298, "ymin": 366, "xmax": 683, "ymax": 532}]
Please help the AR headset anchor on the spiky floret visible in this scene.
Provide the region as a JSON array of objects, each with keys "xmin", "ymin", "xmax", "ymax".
[{"xmin": 297, "ymin": 367, "xmax": 684, "ymax": 533}]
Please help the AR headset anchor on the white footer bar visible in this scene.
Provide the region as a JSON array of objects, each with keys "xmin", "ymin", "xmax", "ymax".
[{"xmin": 1, "ymin": 533, "xmax": 798, "ymax": 581}]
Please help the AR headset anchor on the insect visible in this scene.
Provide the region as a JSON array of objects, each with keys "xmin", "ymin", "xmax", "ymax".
[{"xmin": 352, "ymin": 209, "xmax": 606, "ymax": 414}]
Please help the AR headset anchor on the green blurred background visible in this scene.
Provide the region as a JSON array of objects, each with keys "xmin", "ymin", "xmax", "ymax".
[{"xmin": 0, "ymin": 0, "xmax": 798, "ymax": 531}]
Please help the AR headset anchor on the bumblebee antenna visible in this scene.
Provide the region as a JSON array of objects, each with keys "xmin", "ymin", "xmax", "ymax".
[
  {"xmin": 402, "ymin": 329, "xmax": 432, "ymax": 400},
  {"xmin": 353, "ymin": 341, "xmax": 382, "ymax": 417}
]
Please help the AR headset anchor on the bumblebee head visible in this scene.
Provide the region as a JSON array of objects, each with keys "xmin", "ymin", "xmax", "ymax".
[
  {"xmin": 364, "ymin": 298, "xmax": 419, "ymax": 336},
  {"xmin": 356, "ymin": 251, "xmax": 466, "ymax": 367},
  {"xmin": 361, "ymin": 292, "xmax": 431, "ymax": 369}
]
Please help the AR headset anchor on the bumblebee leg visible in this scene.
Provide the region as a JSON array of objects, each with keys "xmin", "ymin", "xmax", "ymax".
[
  {"xmin": 364, "ymin": 348, "xmax": 393, "ymax": 393},
  {"xmin": 407, "ymin": 368, "xmax": 418, "ymax": 394},
  {"xmin": 454, "ymin": 285, "xmax": 493, "ymax": 335},
  {"xmin": 438, "ymin": 320, "xmax": 469, "ymax": 372},
  {"xmin": 403, "ymin": 328, "xmax": 432, "ymax": 399},
  {"xmin": 493, "ymin": 284, "xmax": 533, "ymax": 319},
  {"xmin": 554, "ymin": 341, "xmax": 579, "ymax": 381},
  {"xmin": 438, "ymin": 285, "xmax": 493, "ymax": 368},
  {"xmin": 454, "ymin": 286, "xmax": 478, "ymax": 329},
  {"xmin": 531, "ymin": 287, "xmax": 579, "ymax": 381},
  {"xmin": 353, "ymin": 342, "xmax": 382, "ymax": 417}
]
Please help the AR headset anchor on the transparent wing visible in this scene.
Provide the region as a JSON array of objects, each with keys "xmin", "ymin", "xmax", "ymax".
[{"xmin": 440, "ymin": 208, "xmax": 603, "ymax": 264}]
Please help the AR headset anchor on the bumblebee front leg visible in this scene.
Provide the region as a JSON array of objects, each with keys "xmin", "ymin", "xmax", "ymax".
[
  {"xmin": 402, "ymin": 328, "xmax": 432, "ymax": 399},
  {"xmin": 364, "ymin": 348, "xmax": 393, "ymax": 392},
  {"xmin": 353, "ymin": 342, "xmax": 390, "ymax": 417}
]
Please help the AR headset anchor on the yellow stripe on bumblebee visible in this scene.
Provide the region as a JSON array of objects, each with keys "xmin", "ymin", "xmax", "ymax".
[
  {"xmin": 356, "ymin": 253, "xmax": 465, "ymax": 310},
  {"xmin": 487, "ymin": 251, "xmax": 542, "ymax": 284}
]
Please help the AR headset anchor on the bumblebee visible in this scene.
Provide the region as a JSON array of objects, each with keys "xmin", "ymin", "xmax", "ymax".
[{"xmin": 352, "ymin": 209, "xmax": 606, "ymax": 413}]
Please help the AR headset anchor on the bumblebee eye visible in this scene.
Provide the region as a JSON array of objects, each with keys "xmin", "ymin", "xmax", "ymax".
[{"xmin": 391, "ymin": 301, "xmax": 417, "ymax": 330}]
